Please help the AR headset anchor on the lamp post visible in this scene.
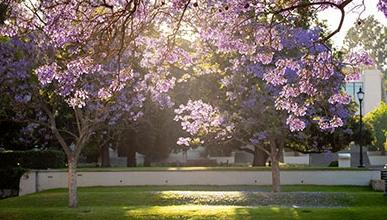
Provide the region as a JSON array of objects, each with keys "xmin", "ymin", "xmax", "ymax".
[{"xmin": 357, "ymin": 87, "xmax": 365, "ymax": 168}]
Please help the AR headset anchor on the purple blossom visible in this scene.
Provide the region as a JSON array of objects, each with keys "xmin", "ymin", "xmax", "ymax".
[
  {"xmin": 286, "ymin": 116, "xmax": 306, "ymax": 132},
  {"xmin": 378, "ymin": 0, "xmax": 387, "ymax": 18},
  {"xmin": 177, "ymin": 137, "xmax": 191, "ymax": 146},
  {"xmin": 14, "ymin": 93, "xmax": 32, "ymax": 103},
  {"xmin": 35, "ymin": 63, "xmax": 58, "ymax": 86},
  {"xmin": 1, "ymin": 0, "xmax": 363, "ymax": 142},
  {"xmin": 318, "ymin": 116, "xmax": 344, "ymax": 131},
  {"xmin": 67, "ymin": 90, "xmax": 89, "ymax": 109},
  {"xmin": 250, "ymin": 131, "xmax": 268, "ymax": 145},
  {"xmin": 328, "ymin": 93, "xmax": 352, "ymax": 105},
  {"xmin": 347, "ymin": 51, "xmax": 375, "ymax": 66},
  {"xmin": 174, "ymin": 100, "xmax": 220, "ymax": 135}
]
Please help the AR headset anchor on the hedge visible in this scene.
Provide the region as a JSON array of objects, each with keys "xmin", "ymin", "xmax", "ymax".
[
  {"xmin": 0, "ymin": 167, "xmax": 26, "ymax": 190},
  {"xmin": 0, "ymin": 150, "xmax": 66, "ymax": 169}
]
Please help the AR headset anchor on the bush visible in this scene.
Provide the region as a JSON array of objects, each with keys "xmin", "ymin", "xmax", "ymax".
[
  {"xmin": 329, "ymin": 161, "xmax": 338, "ymax": 167},
  {"xmin": 0, "ymin": 167, "xmax": 26, "ymax": 189},
  {"xmin": 0, "ymin": 150, "xmax": 66, "ymax": 169}
]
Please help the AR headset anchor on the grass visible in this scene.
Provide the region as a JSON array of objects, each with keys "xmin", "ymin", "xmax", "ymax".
[{"xmin": 0, "ymin": 185, "xmax": 386, "ymax": 219}]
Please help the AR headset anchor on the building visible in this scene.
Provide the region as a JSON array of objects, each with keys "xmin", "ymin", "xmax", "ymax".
[{"xmin": 345, "ymin": 68, "xmax": 383, "ymax": 114}]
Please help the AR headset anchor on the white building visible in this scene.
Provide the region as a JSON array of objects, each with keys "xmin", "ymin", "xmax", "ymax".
[{"xmin": 345, "ymin": 68, "xmax": 383, "ymax": 114}]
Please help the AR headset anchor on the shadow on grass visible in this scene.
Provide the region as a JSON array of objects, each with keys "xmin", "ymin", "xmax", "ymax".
[
  {"xmin": 0, "ymin": 185, "xmax": 386, "ymax": 220},
  {"xmin": 121, "ymin": 205, "xmax": 348, "ymax": 220}
]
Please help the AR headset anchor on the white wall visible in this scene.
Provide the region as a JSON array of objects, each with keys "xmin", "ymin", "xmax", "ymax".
[
  {"xmin": 284, "ymin": 155, "xmax": 310, "ymax": 165},
  {"xmin": 367, "ymin": 151, "xmax": 387, "ymax": 166},
  {"xmin": 208, "ymin": 156, "xmax": 235, "ymax": 164},
  {"xmin": 19, "ymin": 170, "xmax": 381, "ymax": 196},
  {"xmin": 369, "ymin": 156, "xmax": 387, "ymax": 166},
  {"xmin": 18, "ymin": 171, "xmax": 36, "ymax": 196},
  {"xmin": 165, "ymin": 147, "xmax": 205, "ymax": 163}
]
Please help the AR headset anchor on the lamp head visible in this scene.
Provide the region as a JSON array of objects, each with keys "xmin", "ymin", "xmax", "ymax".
[{"xmin": 357, "ymin": 87, "xmax": 364, "ymax": 102}]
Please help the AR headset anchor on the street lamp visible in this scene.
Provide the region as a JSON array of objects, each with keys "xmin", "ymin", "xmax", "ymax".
[{"xmin": 357, "ymin": 87, "xmax": 365, "ymax": 168}]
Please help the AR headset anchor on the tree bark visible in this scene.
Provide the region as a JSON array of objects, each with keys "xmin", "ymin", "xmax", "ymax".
[
  {"xmin": 252, "ymin": 146, "xmax": 268, "ymax": 166},
  {"xmin": 67, "ymin": 155, "xmax": 78, "ymax": 208},
  {"xmin": 271, "ymin": 157, "xmax": 281, "ymax": 192},
  {"xmin": 270, "ymin": 141, "xmax": 281, "ymax": 192},
  {"xmin": 278, "ymin": 148, "xmax": 284, "ymax": 163},
  {"xmin": 126, "ymin": 146, "xmax": 136, "ymax": 167},
  {"xmin": 101, "ymin": 145, "xmax": 110, "ymax": 167}
]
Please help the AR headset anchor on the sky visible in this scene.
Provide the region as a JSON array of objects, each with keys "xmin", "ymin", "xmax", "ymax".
[{"xmin": 318, "ymin": 0, "xmax": 387, "ymax": 49}]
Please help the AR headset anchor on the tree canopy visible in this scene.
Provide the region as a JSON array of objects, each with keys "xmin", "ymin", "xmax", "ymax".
[
  {"xmin": 364, "ymin": 102, "xmax": 387, "ymax": 153},
  {"xmin": 0, "ymin": 0, "xmax": 385, "ymax": 207},
  {"xmin": 344, "ymin": 15, "xmax": 387, "ymax": 100}
]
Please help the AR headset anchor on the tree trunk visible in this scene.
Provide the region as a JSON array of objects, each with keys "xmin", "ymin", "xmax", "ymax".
[
  {"xmin": 126, "ymin": 147, "xmax": 136, "ymax": 167},
  {"xmin": 67, "ymin": 155, "xmax": 78, "ymax": 208},
  {"xmin": 252, "ymin": 146, "xmax": 268, "ymax": 166},
  {"xmin": 101, "ymin": 145, "xmax": 110, "ymax": 167},
  {"xmin": 271, "ymin": 157, "xmax": 281, "ymax": 192},
  {"xmin": 278, "ymin": 148, "xmax": 284, "ymax": 163},
  {"xmin": 270, "ymin": 141, "xmax": 281, "ymax": 192}
]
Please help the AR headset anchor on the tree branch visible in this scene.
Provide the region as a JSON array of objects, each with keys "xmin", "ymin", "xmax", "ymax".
[{"xmin": 274, "ymin": 0, "xmax": 354, "ymax": 42}]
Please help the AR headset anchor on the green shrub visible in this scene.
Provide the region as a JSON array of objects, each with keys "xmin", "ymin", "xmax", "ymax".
[
  {"xmin": 0, "ymin": 150, "xmax": 66, "ymax": 169},
  {"xmin": 0, "ymin": 167, "xmax": 26, "ymax": 189},
  {"xmin": 328, "ymin": 161, "xmax": 338, "ymax": 167},
  {"xmin": 364, "ymin": 102, "xmax": 387, "ymax": 152}
]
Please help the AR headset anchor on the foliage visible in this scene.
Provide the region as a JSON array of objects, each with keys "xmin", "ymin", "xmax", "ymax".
[
  {"xmin": 0, "ymin": 0, "xmax": 384, "ymax": 205},
  {"xmin": 288, "ymin": 114, "xmax": 373, "ymax": 153},
  {"xmin": 0, "ymin": 115, "xmax": 61, "ymax": 151},
  {"xmin": 81, "ymin": 142, "xmax": 101, "ymax": 163},
  {"xmin": 0, "ymin": 150, "xmax": 66, "ymax": 169},
  {"xmin": 135, "ymin": 106, "xmax": 182, "ymax": 164},
  {"xmin": 344, "ymin": 15, "xmax": 387, "ymax": 100},
  {"xmin": 378, "ymin": 0, "xmax": 387, "ymax": 18},
  {"xmin": 328, "ymin": 161, "xmax": 338, "ymax": 167},
  {"xmin": 112, "ymin": 100, "xmax": 185, "ymax": 166},
  {"xmin": 349, "ymin": 115, "xmax": 374, "ymax": 147},
  {"xmin": 0, "ymin": 167, "xmax": 25, "ymax": 190},
  {"xmin": 364, "ymin": 102, "xmax": 387, "ymax": 152}
]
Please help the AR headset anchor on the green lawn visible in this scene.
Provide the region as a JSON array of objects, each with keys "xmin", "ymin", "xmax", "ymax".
[{"xmin": 0, "ymin": 185, "xmax": 386, "ymax": 219}]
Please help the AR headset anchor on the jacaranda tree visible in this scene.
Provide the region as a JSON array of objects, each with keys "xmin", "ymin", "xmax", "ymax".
[{"xmin": 1, "ymin": 0, "xmax": 385, "ymax": 207}]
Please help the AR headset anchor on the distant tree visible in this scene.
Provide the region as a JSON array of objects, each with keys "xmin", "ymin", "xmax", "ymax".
[
  {"xmin": 135, "ymin": 103, "xmax": 181, "ymax": 166},
  {"xmin": 364, "ymin": 102, "xmax": 387, "ymax": 154},
  {"xmin": 344, "ymin": 16, "xmax": 387, "ymax": 101},
  {"xmin": 2, "ymin": 0, "xmax": 381, "ymax": 204},
  {"xmin": 82, "ymin": 128, "xmax": 116, "ymax": 167},
  {"xmin": 116, "ymin": 101, "xmax": 183, "ymax": 167},
  {"xmin": 288, "ymin": 114, "xmax": 373, "ymax": 153}
]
